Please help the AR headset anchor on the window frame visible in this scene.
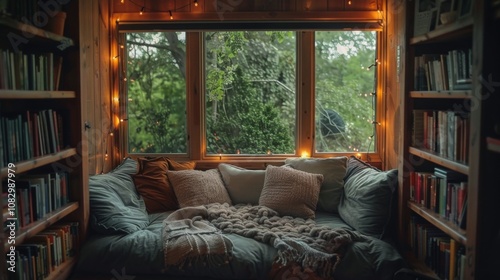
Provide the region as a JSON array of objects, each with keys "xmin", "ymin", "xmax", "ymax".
[{"xmin": 116, "ymin": 17, "xmax": 385, "ymax": 164}]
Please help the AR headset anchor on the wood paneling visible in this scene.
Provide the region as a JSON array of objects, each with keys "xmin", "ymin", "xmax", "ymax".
[
  {"xmin": 83, "ymin": 0, "xmax": 113, "ymax": 175},
  {"xmin": 384, "ymin": 0, "xmax": 404, "ymax": 171},
  {"xmin": 113, "ymin": 0, "xmax": 380, "ymax": 13}
]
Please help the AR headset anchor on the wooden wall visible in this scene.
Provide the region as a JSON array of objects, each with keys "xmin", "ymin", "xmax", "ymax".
[
  {"xmin": 81, "ymin": 0, "xmax": 114, "ymax": 175},
  {"xmin": 383, "ymin": 0, "xmax": 404, "ymax": 170},
  {"xmin": 113, "ymin": 0, "xmax": 381, "ymax": 13}
]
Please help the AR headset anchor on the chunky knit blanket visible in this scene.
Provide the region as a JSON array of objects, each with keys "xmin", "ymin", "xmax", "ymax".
[{"xmin": 162, "ymin": 203, "xmax": 364, "ymax": 277}]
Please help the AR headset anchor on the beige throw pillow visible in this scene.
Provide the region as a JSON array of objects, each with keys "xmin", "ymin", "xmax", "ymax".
[
  {"xmin": 259, "ymin": 165, "xmax": 323, "ymax": 219},
  {"xmin": 167, "ymin": 169, "xmax": 232, "ymax": 208},
  {"xmin": 218, "ymin": 163, "xmax": 266, "ymax": 205}
]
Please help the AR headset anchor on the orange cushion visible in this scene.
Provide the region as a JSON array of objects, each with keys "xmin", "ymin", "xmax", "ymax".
[{"xmin": 133, "ymin": 157, "xmax": 197, "ymax": 213}]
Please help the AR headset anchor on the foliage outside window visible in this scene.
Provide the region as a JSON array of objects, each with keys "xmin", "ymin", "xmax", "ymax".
[
  {"xmin": 205, "ymin": 31, "xmax": 296, "ymax": 155},
  {"xmin": 126, "ymin": 32, "xmax": 187, "ymax": 153},
  {"xmin": 315, "ymin": 31, "xmax": 377, "ymax": 153}
]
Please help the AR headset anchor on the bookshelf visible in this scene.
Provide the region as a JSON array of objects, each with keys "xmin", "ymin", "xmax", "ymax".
[
  {"xmin": 399, "ymin": 0, "xmax": 500, "ymax": 279},
  {"xmin": 0, "ymin": 1, "xmax": 88, "ymax": 279}
]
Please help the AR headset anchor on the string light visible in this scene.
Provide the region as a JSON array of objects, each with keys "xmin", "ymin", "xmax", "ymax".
[{"xmin": 121, "ymin": 0, "xmax": 198, "ymax": 18}]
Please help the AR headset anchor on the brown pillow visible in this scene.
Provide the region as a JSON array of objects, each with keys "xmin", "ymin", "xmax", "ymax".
[
  {"xmin": 133, "ymin": 157, "xmax": 177, "ymax": 213},
  {"xmin": 259, "ymin": 165, "xmax": 323, "ymax": 219},
  {"xmin": 167, "ymin": 169, "xmax": 232, "ymax": 208},
  {"xmin": 167, "ymin": 158, "xmax": 196, "ymax": 170}
]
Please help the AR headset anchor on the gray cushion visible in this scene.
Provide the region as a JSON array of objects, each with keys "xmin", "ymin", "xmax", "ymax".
[
  {"xmin": 89, "ymin": 157, "xmax": 149, "ymax": 234},
  {"xmin": 285, "ymin": 156, "xmax": 347, "ymax": 213},
  {"xmin": 218, "ymin": 163, "xmax": 266, "ymax": 205},
  {"xmin": 259, "ymin": 165, "xmax": 323, "ymax": 219},
  {"xmin": 338, "ymin": 157, "xmax": 398, "ymax": 239}
]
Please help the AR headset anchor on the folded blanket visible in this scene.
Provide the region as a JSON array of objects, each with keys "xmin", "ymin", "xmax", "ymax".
[{"xmin": 162, "ymin": 206, "xmax": 233, "ymax": 269}]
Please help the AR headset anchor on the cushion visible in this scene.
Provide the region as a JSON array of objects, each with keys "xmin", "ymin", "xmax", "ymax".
[
  {"xmin": 218, "ymin": 163, "xmax": 266, "ymax": 205},
  {"xmin": 284, "ymin": 157, "xmax": 347, "ymax": 213},
  {"xmin": 259, "ymin": 165, "xmax": 323, "ymax": 219},
  {"xmin": 133, "ymin": 157, "xmax": 177, "ymax": 213},
  {"xmin": 88, "ymin": 157, "xmax": 149, "ymax": 234},
  {"xmin": 167, "ymin": 158, "xmax": 196, "ymax": 170},
  {"xmin": 167, "ymin": 169, "xmax": 232, "ymax": 208},
  {"xmin": 338, "ymin": 156, "xmax": 398, "ymax": 239}
]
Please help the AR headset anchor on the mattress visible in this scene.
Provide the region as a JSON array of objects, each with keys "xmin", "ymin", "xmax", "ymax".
[{"xmin": 75, "ymin": 211, "xmax": 404, "ymax": 280}]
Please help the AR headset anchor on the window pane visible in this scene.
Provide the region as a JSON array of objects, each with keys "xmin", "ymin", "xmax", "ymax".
[
  {"xmin": 314, "ymin": 31, "xmax": 377, "ymax": 153},
  {"xmin": 205, "ymin": 31, "xmax": 296, "ymax": 155},
  {"xmin": 126, "ymin": 32, "xmax": 187, "ymax": 153}
]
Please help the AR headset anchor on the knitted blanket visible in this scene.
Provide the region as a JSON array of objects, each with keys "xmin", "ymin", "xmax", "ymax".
[
  {"xmin": 162, "ymin": 203, "xmax": 364, "ymax": 277},
  {"xmin": 162, "ymin": 205, "xmax": 233, "ymax": 269}
]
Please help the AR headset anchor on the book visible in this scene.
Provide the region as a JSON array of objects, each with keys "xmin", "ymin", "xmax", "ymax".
[{"xmin": 487, "ymin": 136, "xmax": 500, "ymax": 153}]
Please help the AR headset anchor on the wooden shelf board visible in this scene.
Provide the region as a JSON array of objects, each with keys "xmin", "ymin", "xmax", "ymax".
[
  {"xmin": 409, "ymin": 147, "xmax": 469, "ymax": 175},
  {"xmin": 408, "ymin": 201, "xmax": 467, "ymax": 245},
  {"xmin": 0, "ymin": 90, "xmax": 76, "ymax": 99},
  {"xmin": 46, "ymin": 256, "xmax": 77, "ymax": 280},
  {"xmin": 410, "ymin": 90, "xmax": 472, "ymax": 99},
  {"xmin": 410, "ymin": 17, "xmax": 473, "ymax": 45},
  {"xmin": 0, "ymin": 148, "xmax": 78, "ymax": 178},
  {"xmin": 3, "ymin": 202, "xmax": 79, "ymax": 252},
  {"xmin": 0, "ymin": 17, "xmax": 74, "ymax": 50}
]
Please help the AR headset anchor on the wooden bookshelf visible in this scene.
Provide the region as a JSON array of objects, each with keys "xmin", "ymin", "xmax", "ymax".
[
  {"xmin": 408, "ymin": 201, "xmax": 467, "ymax": 245},
  {"xmin": 0, "ymin": 90, "xmax": 76, "ymax": 99},
  {"xmin": 3, "ymin": 202, "xmax": 79, "ymax": 252},
  {"xmin": 1, "ymin": 1, "xmax": 88, "ymax": 279},
  {"xmin": 410, "ymin": 90, "xmax": 472, "ymax": 99},
  {"xmin": 0, "ymin": 16, "xmax": 74, "ymax": 50},
  {"xmin": 46, "ymin": 256, "xmax": 77, "ymax": 280},
  {"xmin": 408, "ymin": 147, "xmax": 469, "ymax": 175},
  {"xmin": 0, "ymin": 148, "xmax": 78, "ymax": 177},
  {"xmin": 396, "ymin": 1, "xmax": 500, "ymax": 279},
  {"xmin": 409, "ymin": 17, "xmax": 473, "ymax": 45}
]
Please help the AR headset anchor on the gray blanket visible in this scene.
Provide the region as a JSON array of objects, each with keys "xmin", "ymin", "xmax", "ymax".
[{"xmin": 162, "ymin": 203, "xmax": 366, "ymax": 277}]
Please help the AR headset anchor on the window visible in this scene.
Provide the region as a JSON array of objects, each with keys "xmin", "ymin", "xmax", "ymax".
[
  {"xmin": 121, "ymin": 27, "xmax": 380, "ymax": 158},
  {"xmin": 205, "ymin": 31, "xmax": 296, "ymax": 155},
  {"xmin": 125, "ymin": 32, "xmax": 188, "ymax": 153},
  {"xmin": 314, "ymin": 31, "xmax": 377, "ymax": 154}
]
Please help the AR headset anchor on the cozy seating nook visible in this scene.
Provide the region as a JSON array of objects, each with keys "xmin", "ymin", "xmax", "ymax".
[{"xmin": 1, "ymin": 1, "xmax": 499, "ymax": 280}]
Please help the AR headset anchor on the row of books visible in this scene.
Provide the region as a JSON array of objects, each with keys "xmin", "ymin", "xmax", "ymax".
[
  {"xmin": 409, "ymin": 168, "xmax": 467, "ymax": 229},
  {"xmin": 409, "ymin": 216, "xmax": 467, "ymax": 280},
  {"xmin": 1, "ymin": 1, "xmax": 45, "ymax": 22},
  {"xmin": 412, "ymin": 110, "xmax": 470, "ymax": 163},
  {"xmin": 6, "ymin": 222, "xmax": 79, "ymax": 280},
  {"xmin": 0, "ymin": 109, "xmax": 65, "ymax": 168},
  {"xmin": 0, "ymin": 48, "xmax": 63, "ymax": 91},
  {"xmin": 2, "ymin": 171, "xmax": 70, "ymax": 230},
  {"xmin": 414, "ymin": 48, "xmax": 472, "ymax": 91}
]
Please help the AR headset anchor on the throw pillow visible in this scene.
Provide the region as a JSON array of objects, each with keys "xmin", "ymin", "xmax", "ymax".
[
  {"xmin": 133, "ymin": 157, "xmax": 177, "ymax": 213},
  {"xmin": 167, "ymin": 169, "xmax": 232, "ymax": 208},
  {"xmin": 338, "ymin": 156, "xmax": 398, "ymax": 239},
  {"xmin": 167, "ymin": 158, "xmax": 196, "ymax": 170},
  {"xmin": 259, "ymin": 165, "xmax": 323, "ymax": 219},
  {"xmin": 284, "ymin": 157, "xmax": 347, "ymax": 213},
  {"xmin": 218, "ymin": 163, "xmax": 266, "ymax": 205},
  {"xmin": 88, "ymin": 157, "xmax": 149, "ymax": 234}
]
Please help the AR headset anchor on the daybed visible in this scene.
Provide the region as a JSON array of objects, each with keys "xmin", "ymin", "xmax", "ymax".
[{"xmin": 75, "ymin": 156, "xmax": 405, "ymax": 280}]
